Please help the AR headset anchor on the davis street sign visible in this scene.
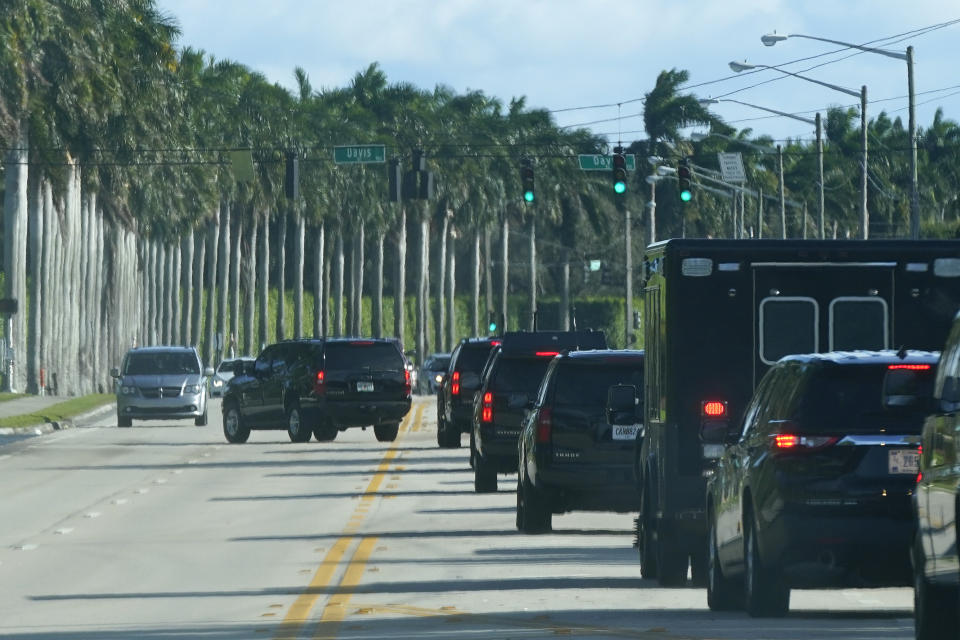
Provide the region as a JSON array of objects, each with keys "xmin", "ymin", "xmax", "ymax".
[
  {"xmin": 578, "ymin": 154, "xmax": 637, "ymax": 171},
  {"xmin": 334, "ymin": 145, "xmax": 386, "ymax": 164}
]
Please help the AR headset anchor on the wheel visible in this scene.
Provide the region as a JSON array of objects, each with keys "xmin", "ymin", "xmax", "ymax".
[
  {"xmin": 638, "ymin": 488, "xmax": 659, "ymax": 579},
  {"xmin": 690, "ymin": 548, "xmax": 709, "ymax": 588},
  {"xmin": 656, "ymin": 532, "xmax": 689, "ymax": 587},
  {"xmin": 914, "ymin": 543, "xmax": 960, "ymax": 639},
  {"xmin": 313, "ymin": 424, "xmax": 338, "ymax": 442},
  {"xmin": 707, "ymin": 515, "xmax": 743, "ymax": 611},
  {"xmin": 516, "ymin": 473, "xmax": 551, "ymax": 533},
  {"xmin": 286, "ymin": 405, "xmax": 312, "ymax": 443},
  {"xmin": 118, "ymin": 414, "xmax": 132, "ymax": 428},
  {"xmin": 195, "ymin": 411, "xmax": 208, "ymax": 426},
  {"xmin": 473, "ymin": 452, "xmax": 497, "ymax": 493},
  {"xmin": 745, "ymin": 514, "xmax": 790, "ymax": 617},
  {"xmin": 374, "ymin": 422, "xmax": 399, "ymax": 442},
  {"xmin": 469, "ymin": 431, "xmax": 477, "ymax": 469},
  {"xmin": 223, "ymin": 405, "xmax": 250, "ymax": 443}
]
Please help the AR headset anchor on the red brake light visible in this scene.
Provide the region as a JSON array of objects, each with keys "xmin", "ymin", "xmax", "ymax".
[
  {"xmin": 774, "ymin": 434, "xmax": 799, "ymax": 449},
  {"xmin": 481, "ymin": 392, "xmax": 493, "ymax": 423},
  {"xmin": 490, "ymin": 340, "xmax": 502, "ymax": 346},
  {"xmin": 535, "ymin": 351, "xmax": 560, "ymax": 357},
  {"xmin": 772, "ymin": 433, "xmax": 838, "ymax": 453},
  {"xmin": 702, "ymin": 401, "xmax": 727, "ymax": 418},
  {"xmin": 403, "ymin": 368, "xmax": 411, "ymax": 396},
  {"xmin": 536, "ymin": 407, "xmax": 553, "ymax": 443},
  {"xmin": 351, "ymin": 341, "xmax": 375, "ymax": 346},
  {"xmin": 888, "ymin": 364, "xmax": 931, "ymax": 370},
  {"xmin": 451, "ymin": 371, "xmax": 461, "ymax": 396},
  {"xmin": 314, "ymin": 370, "xmax": 326, "ymax": 396}
]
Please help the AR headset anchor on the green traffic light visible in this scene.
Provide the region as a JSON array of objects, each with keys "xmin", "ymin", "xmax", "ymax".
[
  {"xmin": 524, "ymin": 191, "xmax": 534, "ymax": 203},
  {"xmin": 489, "ymin": 322, "xmax": 498, "ymax": 332},
  {"xmin": 614, "ymin": 182, "xmax": 626, "ymax": 194},
  {"xmin": 680, "ymin": 190, "xmax": 692, "ymax": 202}
]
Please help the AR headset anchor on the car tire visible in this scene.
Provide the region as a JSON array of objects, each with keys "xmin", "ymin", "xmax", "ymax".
[
  {"xmin": 374, "ymin": 422, "xmax": 399, "ymax": 442},
  {"xmin": 469, "ymin": 431, "xmax": 477, "ymax": 469},
  {"xmin": 195, "ymin": 411, "xmax": 208, "ymax": 427},
  {"xmin": 313, "ymin": 423, "xmax": 338, "ymax": 442},
  {"xmin": 914, "ymin": 543, "xmax": 960, "ymax": 640},
  {"xmin": 223, "ymin": 405, "xmax": 250, "ymax": 444},
  {"xmin": 517, "ymin": 473, "xmax": 551, "ymax": 533},
  {"xmin": 656, "ymin": 533, "xmax": 688, "ymax": 587},
  {"xmin": 473, "ymin": 452, "xmax": 497, "ymax": 493},
  {"xmin": 638, "ymin": 483, "xmax": 659, "ymax": 580},
  {"xmin": 707, "ymin": 515, "xmax": 743, "ymax": 611},
  {"xmin": 286, "ymin": 404, "xmax": 312, "ymax": 443},
  {"xmin": 745, "ymin": 514, "xmax": 790, "ymax": 618},
  {"xmin": 118, "ymin": 414, "xmax": 132, "ymax": 428}
]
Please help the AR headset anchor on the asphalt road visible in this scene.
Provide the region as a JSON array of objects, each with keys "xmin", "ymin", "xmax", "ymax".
[{"xmin": 0, "ymin": 396, "xmax": 915, "ymax": 640}]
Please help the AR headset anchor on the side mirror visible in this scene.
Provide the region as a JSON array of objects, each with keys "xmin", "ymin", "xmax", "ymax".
[
  {"xmin": 606, "ymin": 384, "xmax": 638, "ymax": 426},
  {"xmin": 110, "ymin": 367, "xmax": 120, "ymax": 379},
  {"xmin": 204, "ymin": 367, "xmax": 215, "ymax": 377}
]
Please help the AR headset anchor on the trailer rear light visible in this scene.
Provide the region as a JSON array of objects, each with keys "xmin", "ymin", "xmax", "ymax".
[
  {"xmin": 481, "ymin": 392, "xmax": 493, "ymax": 424},
  {"xmin": 888, "ymin": 364, "xmax": 931, "ymax": 370},
  {"xmin": 451, "ymin": 371, "xmax": 461, "ymax": 396},
  {"xmin": 535, "ymin": 351, "xmax": 560, "ymax": 357},
  {"xmin": 536, "ymin": 407, "xmax": 553, "ymax": 443},
  {"xmin": 702, "ymin": 401, "xmax": 727, "ymax": 418},
  {"xmin": 314, "ymin": 370, "xmax": 326, "ymax": 396}
]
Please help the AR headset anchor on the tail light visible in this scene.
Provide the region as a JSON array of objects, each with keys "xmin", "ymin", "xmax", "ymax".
[
  {"xmin": 536, "ymin": 407, "xmax": 553, "ymax": 443},
  {"xmin": 535, "ymin": 351, "xmax": 560, "ymax": 357},
  {"xmin": 481, "ymin": 392, "xmax": 493, "ymax": 424},
  {"xmin": 702, "ymin": 401, "xmax": 727, "ymax": 418},
  {"xmin": 771, "ymin": 430, "xmax": 838, "ymax": 454},
  {"xmin": 451, "ymin": 371, "xmax": 461, "ymax": 396},
  {"xmin": 403, "ymin": 369, "xmax": 411, "ymax": 397},
  {"xmin": 314, "ymin": 370, "xmax": 326, "ymax": 396},
  {"xmin": 888, "ymin": 364, "xmax": 931, "ymax": 370},
  {"xmin": 700, "ymin": 400, "xmax": 730, "ymax": 458}
]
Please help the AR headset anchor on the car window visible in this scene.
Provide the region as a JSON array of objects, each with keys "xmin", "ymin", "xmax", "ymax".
[
  {"xmin": 456, "ymin": 344, "xmax": 495, "ymax": 373},
  {"xmin": 552, "ymin": 360, "xmax": 644, "ymax": 408},
  {"xmin": 489, "ymin": 356, "xmax": 552, "ymax": 395},
  {"xmin": 255, "ymin": 347, "xmax": 274, "ymax": 376},
  {"xmin": 217, "ymin": 360, "xmax": 236, "ymax": 374},
  {"xmin": 124, "ymin": 351, "xmax": 200, "ymax": 375},
  {"xmin": 324, "ymin": 342, "xmax": 403, "ymax": 370},
  {"xmin": 740, "ymin": 367, "xmax": 778, "ymax": 440}
]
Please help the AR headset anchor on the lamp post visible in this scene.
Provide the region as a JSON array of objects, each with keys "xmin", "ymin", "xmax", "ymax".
[
  {"xmin": 700, "ymin": 98, "xmax": 825, "ymax": 239},
  {"xmin": 762, "ymin": 33, "xmax": 918, "ymax": 239},
  {"xmin": 729, "ymin": 60, "xmax": 869, "ymax": 239}
]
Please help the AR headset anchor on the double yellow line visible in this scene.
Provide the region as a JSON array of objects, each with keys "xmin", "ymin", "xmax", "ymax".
[{"xmin": 275, "ymin": 403, "xmax": 424, "ymax": 640}]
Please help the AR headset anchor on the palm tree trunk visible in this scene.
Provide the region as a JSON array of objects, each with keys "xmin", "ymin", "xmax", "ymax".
[
  {"xmin": 312, "ymin": 222, "xmax": 324, "ymax": 338},
  {"xmin": 93, "ymin": 211, "xmax": 105, "ymax": 391},
  {"xmin": 2, "ymin": 128, "xmax": 28, "ymax": 391},
  {"xmin": 191, "ymin": 228, "xmax": 205, "ymax": 349},
  {"xmin": 293, "ymin": 212, "xmax": 304, "ymax": 339},
  {"xmin": 160, "ymin": 241, "xmax": 170, "ymax": 343},
  {"xmin": 204, "ymin": 213, "xmax": 220, "ymax": 367},
  {"xmin": 334, "ymin": 229, "xmax": 344, "ymax": 337},
  {"xmin": 500, "ymin": 218, "xmax": 509, "ymax": 332},
  {"xmin": 447, "ymin": 227, "xmax": 456, "ymax": 349},
  {"xmin": 484, "ymin": 227, "xmax": 492, "ymax": 325},
  {"xmin": 257, "ymin": 211, "xmax": 270, "ymax": 351},
  {"xmin": 529, "ymin": 216, "xmax": 536, "ymax": 331},
  {"xmin": 40, "ymin": 181, "xmax": 54, "ymax": 383},
  {"xmin": 26, "ymin": 171, "xmax": 42, "ymax": 393},
  {"xmin": 394, "ymin": 207, "xmax": 406, "ymax": 346},
  {"xmin": 230, "ymin": 215, "xmax": 242, "ymax": 355},
  {"xmin": 436, "ymin": 213, "xmax": 448, "ymax": 351},
  {"xmin": 276, "ymin": 210, "xmax": 287, "ymax": 341},
  {"xmin": 64, "ymin": 164, "xmax": 81, "ymax": 394},
  {"xmin": 416, "ymin": 213, "xmax": 429, "ymax": 364},
  {"xmin": 244, "ymin": 218, "xmax": 257, "ymax": 354},
  {"xmin": 181, "ymin": 233, "xmax": 194, "ymax": 344},
  {"xmin": 216, "ymin": 202, "xmax": 231, "ymax": 363},
  {"xmin": 346, "ymin": 231, "xmax": 354, "ymax": 335},
  {"xmin": 372, "ymin": 230, "xmax": 384, "ymax": 338},
  {"xmin": 171, "ymin": 242, "xmax": 182, "ymax": 346},
  {"xmin": 353, "ymin": 220, "xmax": 365, "ymax": 335},
  {"xmin": 471, "ymin": 227, "xmax": 480, "ymax": 337},
  {"xmin": 323, "ymin": 232, "xmax": 331, "ymax": 337}
]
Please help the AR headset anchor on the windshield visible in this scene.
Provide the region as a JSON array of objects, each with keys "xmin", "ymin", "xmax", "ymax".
[
  {"xmin": 124, "ymin": 351, "xmax": 200, "ymax": 375},
  {"xmin": 553, "ymin": 361, "xmax": 644, "ymax": 408},
  {"xmin": 425, "ymin": 355, "xmax": 451, "ymax": 371},
  {"xmin": 489, "ymin": 356, "xmax": 552, "ymax": 395}
]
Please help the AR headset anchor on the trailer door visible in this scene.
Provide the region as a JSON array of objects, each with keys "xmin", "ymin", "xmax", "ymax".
[{"xmin": 752, "ymin": 262, "xmax": 895, "ymax": 383}]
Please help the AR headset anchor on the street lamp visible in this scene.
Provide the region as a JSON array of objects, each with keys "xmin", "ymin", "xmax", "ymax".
[
  {"xmin": 763, "ymin": 32, "xmax": 918, "ymax": 239},
  {"xmin": 700, "ymin": 98, "xmax": 825, "ymax": 239},
  {"xmin": 729, "ymin": 60, "xmax": 869, "ymax": 239}
]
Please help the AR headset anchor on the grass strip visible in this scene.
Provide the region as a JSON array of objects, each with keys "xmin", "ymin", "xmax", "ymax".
[
  {"xmin": 0, "ymin": 394, "xmax": 114, "ymax": 429},
  {"xmin": 0, "ymin": 392, "xmax": 28, "ymax": 403}
]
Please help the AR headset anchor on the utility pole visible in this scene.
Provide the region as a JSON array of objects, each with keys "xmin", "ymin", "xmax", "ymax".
[
  {"xmin": 861, "ymin": 85, "xmax": 869, "ymax": 239},
  {"xmin": 624, "ymin": 200, "xmax": 633, "ymax": 347},
  {"xmin": 908, "ymin": 46, "xmax": 919, "ymax": 239},
  {"xmin": 778, "ymin": 145, "xmax": 786, "ymax": 239}
]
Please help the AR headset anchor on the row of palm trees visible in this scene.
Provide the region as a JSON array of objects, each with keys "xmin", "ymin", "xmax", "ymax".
[{"xmin": 3, "ymin": 2, "xmax": 959, "ymax": 396}]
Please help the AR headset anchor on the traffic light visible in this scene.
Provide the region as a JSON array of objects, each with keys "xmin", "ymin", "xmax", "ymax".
[
  {"xmin": 677, "ymin": 160, "xmax": 692, "ymax": 202},
  {"xmin": 488, "ymin": 312, "xmax": 499, "ymax": 334},
  {"xmin": 612, "ymin": 147, "xmax": 627, "ymax": 194},
  {"xmin": 520, "ymin": 158, "xmax": 535, "ymax": 203}
]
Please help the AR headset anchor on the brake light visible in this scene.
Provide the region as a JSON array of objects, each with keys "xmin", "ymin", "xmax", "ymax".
[
  {"xmin": 351, "ymin": 341, "xmax": 375, "ymax": 346},
  {"xmin": 535, "ymin": 351, "xmax": 560, "ymax": 357},
  {"xmin": 536, "ymin": 407, "xmax": 553, "ymax": 443},
  {"xmin": 702, "ymin": 401, "xmax": 727, "ymax": 418},
  {"xmin": 774, "ymin": 434, "xmax": 799, "ymax": 449},
  {"xmin": 481, "ymin": 392, "xmax": 493, "ymax": 423},
  {"xmin": 403, "ymin": 369, "xmax": 411, "ymax": 397},
  {"xmin": 451, "ymin": 371, "xmax": 461, "ymax": 396},
  {"xmin": 888, "ymin": 364, "xmax": 931, "ymax": 370},
  {"xmin": 314, "ymin": 370, "xmax": 326, "ymax": 396},
  {"xmin": 771, "ymin": 433, "xmax": 839, "ymax": 452},
  {"xmin": 490, "ymin": 340, "xmax": 501, "ymax": 346}
]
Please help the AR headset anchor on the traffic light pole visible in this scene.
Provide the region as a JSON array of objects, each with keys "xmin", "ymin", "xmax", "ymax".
[{"xmin": 622, "ymin": 198, "xmax": 634, "ymax": 348}]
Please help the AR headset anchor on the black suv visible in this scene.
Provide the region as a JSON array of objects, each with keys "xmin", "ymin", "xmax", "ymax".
[
  {"xmin": 221, "ymin": 338, "xmax": 411, "ymax": 444},
  {"xmin": 705, "ymin": 350, "xmax": 937, "ymax": 617},
  {"xmin": 436, "ymin": 337, "xmax": 500, "ymax": 448},
  {"xmin": 472, "ymin": 330, "xmax": 607, "ymax": 493},
  {"xmin": 516, "ymin": 350, "xmax": 644, "ymax": 533}
]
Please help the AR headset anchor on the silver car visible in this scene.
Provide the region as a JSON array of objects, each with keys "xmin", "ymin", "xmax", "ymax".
[
  {"xmin": 111, "ymin": 346, "xmax": 214, "ymax": 427},
  {"xmin": 209, "ymin": 356, "xmax": 254, "ymax": 397}
]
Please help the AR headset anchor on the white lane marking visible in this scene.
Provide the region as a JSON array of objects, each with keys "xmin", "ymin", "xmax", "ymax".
[
  {"xmin": 84, "ymin": 512, "xmax": 101, "ymax": 519},
  {"xmin": 201, "ymin": 452, "xmax": 211, "ymax": 457},
  {"xmin": 0, "ymin": 455, "xmax": 10, "ymax": 461},
  {"xmin": 135, "ymin": 488, "xmax": 149, "ymax": 495},
  {"xmin": 172, "ymin": 469, "xmax": 183, "ymax": 474},
  {"xmin": 54, "ymin": 528, "xmax": 74, "ymax": 535},
  {"xmin": 15, "ymin": 544, "xmax": 38, "ymax": 551},
  {"xmin": 112, "ymin": 498, "xmax": 128, "ymax": 505},
  {"xmin": 153, "ymin": 478, "xmax": 167, "ymax": 485},
  {"xmin": 187, "ymin": 460, "xmax": 198, "ymax": 465}
]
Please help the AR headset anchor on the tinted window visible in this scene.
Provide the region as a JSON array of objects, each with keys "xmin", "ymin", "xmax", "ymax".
[
  {"xmin": 552, "ymin": 360, "xmax": 644, "ymax": 408},
  {"xmin": 425, "ymin": 355, "xmax": 451, "ymax": 371},
  {"xmin": 217, "ymin": 360, "xmax": 238, "ymax": 374},
  {"xmin": 830, "ymin": 298, "xmax": 887, "ymax": 351},
  {"xmin": 455, "ymin": 344, "xmax": 495, "ymax": 373},
  {"xmin": 124, "ymin": 351, "xmax": 199, "ymax": 375},
  {"xmin": 254, "ymin": 347, "xmax": 274, "ymax": 376},
  {"xmin": 489, "ymin": 356, "xmax": 552, "ymax": 395},
  {"xmin": 325, "ymin": 342, "xmax": 403, "ymax": 370},
  {"xmin": 760, "ymin": 297, "xmax": 817, "ymax": 364},
  {"xmin": 795, "ymin": 364, "xmax": 935, "ymax": 434}
]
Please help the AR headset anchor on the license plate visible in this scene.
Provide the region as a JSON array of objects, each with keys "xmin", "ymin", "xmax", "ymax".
[
  {"xmin": 889, "ymin": 449, "xmax": 919, "ymax": 474},
  {"xmin": 357, "ymin": 381, "xmax": 374, "ymax": 392},
  {"xmin": 612, "ymin": 424, "xmax": 642, "ymax": 441}
]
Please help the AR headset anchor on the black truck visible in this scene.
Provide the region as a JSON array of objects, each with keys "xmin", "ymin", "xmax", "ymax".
[{"xmin": 637, "ymin": 238, "xmax": 960, "ymax": 586}]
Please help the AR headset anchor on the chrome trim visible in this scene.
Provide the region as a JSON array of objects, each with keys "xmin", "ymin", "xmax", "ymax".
[{"xmin": 836, "ymin": 434, "xmax": 920, "ymax": 446}]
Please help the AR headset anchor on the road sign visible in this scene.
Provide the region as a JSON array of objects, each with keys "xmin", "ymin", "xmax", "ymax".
[
  {"xmin": 717, "ymin": 152, "xmax": 746, "ymax": 183},
  {"xmin": 578, "ymin": 154, "xmax": 637, "ymax": 171},
  {"xmin": 334, "ymin": 145, "xmax": 386, "ymax": 165}
]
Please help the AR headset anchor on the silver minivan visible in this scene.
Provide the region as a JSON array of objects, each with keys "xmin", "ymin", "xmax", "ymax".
[{"xmin": 111, "ymin": 346, "xmax": 213, "ymax": 427}]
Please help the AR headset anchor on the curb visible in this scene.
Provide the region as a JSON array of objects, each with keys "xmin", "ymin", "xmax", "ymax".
[{"xmin": 0, "ymin": 402, "xmax": 117, "ymax": 438}]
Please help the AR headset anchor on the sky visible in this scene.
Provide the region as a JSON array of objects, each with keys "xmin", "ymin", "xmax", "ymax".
[{"xmin": 156, "ymin": 0, "xmax": 960, "ymax": 150}]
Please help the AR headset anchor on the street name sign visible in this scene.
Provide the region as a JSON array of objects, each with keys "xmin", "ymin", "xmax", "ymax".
[
  {"xmin": 334, "ymin": 145, "xmax": 386, "ymax": 165},
  {"xmin": 578, "ymin": 154, "xmax": 637, "ymax": 171},
  {"xmin": 717, "ymin": 152, "xmax": 746, "ymax": 183}
]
